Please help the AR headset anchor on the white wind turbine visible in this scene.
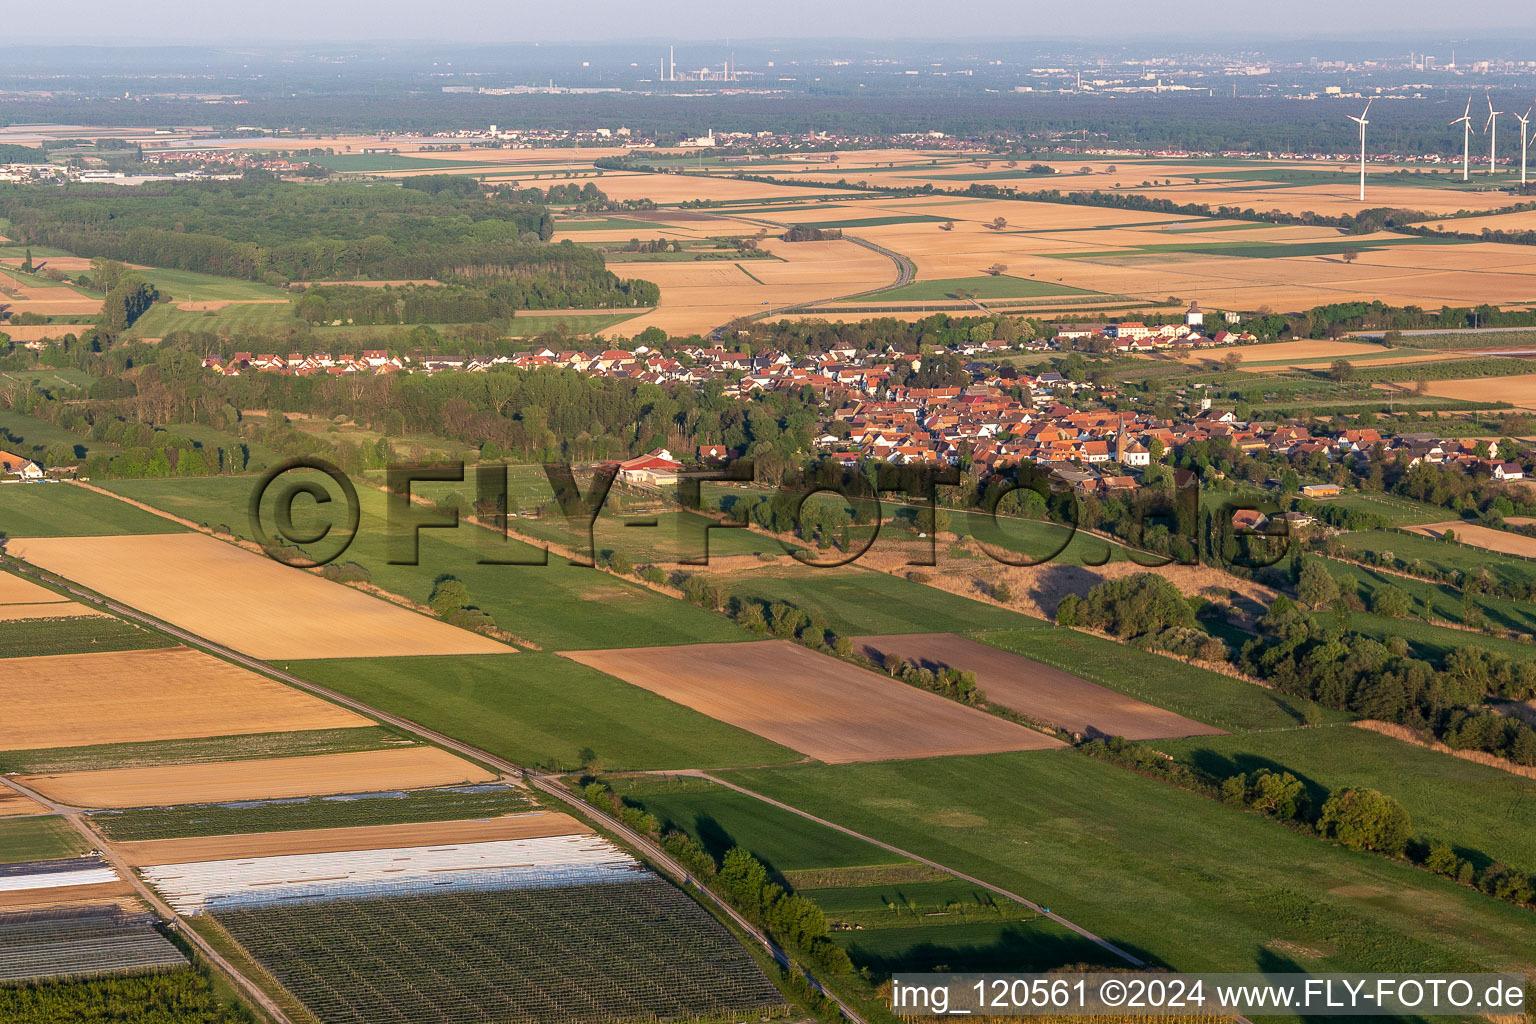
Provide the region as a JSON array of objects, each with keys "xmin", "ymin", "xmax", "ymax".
[
  {"xmin": 1486, "ymin": 93, "xmax": 1504, "ymax": 177},
  {"xmin": 1451, "ymin": 96, "xmax": 1474, "ymax": 182},
  {"xmin": 1347, "ymin": 98, "xmax": 1373, "ymax": 201},
  {"xmin": 1516, "ymin": 106, "xmax": 1533, "ymax": 186}
]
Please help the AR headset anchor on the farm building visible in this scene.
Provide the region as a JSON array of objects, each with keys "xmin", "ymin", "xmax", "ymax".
[
  {"xmin": 616, "ymin": 448, "xmax": 684, "ymax": 486},
  {"xmin": 1300, "ymin": 483, "xmax": 1341, "ymax": 498},
  {"xmin": 0, "ymin": 451, "xmax": 42, "ymax": 480}
]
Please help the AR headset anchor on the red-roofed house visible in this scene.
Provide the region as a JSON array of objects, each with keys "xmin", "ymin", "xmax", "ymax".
[{"xmin": 617, "ymin": 448, "xmax": 684, "ymax": 486}]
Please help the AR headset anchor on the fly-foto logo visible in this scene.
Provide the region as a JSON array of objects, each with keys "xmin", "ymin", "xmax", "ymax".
[{"xmin": 249, "ymin": 457, "xmax": 1293, "ymax": 571}]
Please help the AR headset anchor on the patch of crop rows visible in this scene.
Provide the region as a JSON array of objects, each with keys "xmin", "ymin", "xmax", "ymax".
[
  {"xmin": 0, "ymin": 617, "xmax": 176, "ymax": 659},
  {"xmin": 214, "ymin": 878, "xmax": 789, "ymax": 1024},
  {"xmin": 0, "ymin": 908, "xmax": 187, "ymax": 983},
  {"xmin": 90, "ymin": 784, "xmax": 535, "ymax": 841}
]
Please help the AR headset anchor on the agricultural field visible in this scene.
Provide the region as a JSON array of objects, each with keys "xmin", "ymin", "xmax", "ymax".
[
  {"xmin": 972, "ymin": 628, "xmax": 1343, "ymax": 732},
  {"xmin": 103, "ymin": 475, "xmax": 755, "ymax": 651},
  {"xmin": 0, "ymin": 789, "xmax": 46, "ymax": 818},
  {"xmin": 614, "ymin": 782, "xmax": 910, "ymax": 873},
  {"xmin": 852, "ymin": 632, "xmax": 1224, "ymax": 739},
  {"xmin": 0, "ymin": 616, "xmax": 177, "ymax": 660},
  {"xmin": 614, "ymin": 236, "xmax": 897, "ymax": 335},
  {"xmin": 0, "ymin": 482, "xmax": 185, "ymax": 537},
  {"xmin": 0, "ymin": 572, "xmax": 70, "ymax": 603},
  {"xmin": 212, "ymin": 880, "xmax": 790, "ymax": 1024},
  {"xmin": 723, "ymin": 751, "xmax": 1536, "ymax": 977},
  {"xmin": 0, "ymin": 817, "xmax": 88, "ymax": 864},
  {"xmin": 495, "ymin": 159, "xmax": 1536, "ymax": 332},
  {"xmin": 873, "ymin": 275, "xmax": 1101, "ymax": 302},
  {"xmin": 1325, "ymin": 557, "xmax": 1536, "ymax": 637},
  {"xmin": 6, "ymin": 532, "xmax": 514, "ymax": 660},
  {"xmin": 0, "ymin": 602, "xmax": 109, "ymax": 622},
  {"xmin": 1153, "ymin": 724, "xmax": 1536, "ymax": 875},
  {"xmin": 113, "ymin": 811, "xmax": 585, "ymax": 865},
  {"xmin": 0, "ymin": 409, "xmax": 117, "ymax": 462},
  {"xmin": 0, "ymin": 907, "xmax": 188, "ymax": 984},
  {"xmin": 1334, "ymin": 528, "xmax": 1536, "ymax": 595},
  {"xmin": 91, "ymin": 782, "xmax": 536, "ymax": 841},
  {"xmin": 292, "ymin": 653, "xmax": 803, "ymax": 772},
  {"xmin": 16, "ymin": 745, "xmax": 495, "ymax": 808},
  {"xmin": 563, "ymin": 640, "xmax": 1061, "ymax": 762},
  {"xmin": 1402, "ymin": 519, "xmax": 1536, "ymax": 558},
  {"xmin": 0, "ymin": 725, "xmax": 414, "ymax": 775},
  {"xmin": 614, "ymin": 775, "xmax": 1110, "ymax": 976},
  {"xmin": 1320, "ymin": 491, "xmax": 1451, "ymax": 526},
  {"xmin": 0, "ymin": 647, "xmax": 371, "ymax": 751},
  {"xmin": 125, "ymin": 300, "xmax": 300, "ymax": 340},
  {"xmin": 718, "ymin": 565, "xmax": 1049, "ymax": 636},
  {"xmin": 0, "ymin": 966, "xmax": 251, "ymax": 1024}
]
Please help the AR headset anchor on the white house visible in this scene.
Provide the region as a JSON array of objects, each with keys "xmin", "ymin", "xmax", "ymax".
[{"xmin": 0, "ymin": 451, "xmax": 44, "ymax": 480}]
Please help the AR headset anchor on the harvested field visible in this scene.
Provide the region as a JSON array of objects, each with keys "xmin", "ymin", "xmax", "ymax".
[
  {"xmin": 16, "ymin": 747, "xmax": 496, "ymax": 809},
  {"xmin": 0, "ymin": 647, "xmax": 371, "ymax": 751},
  {"xmin": 0, "ymin": 790, "xmax": 46, "ymax": 818},
  {"xmin": 7, "ymin": 532, "xmax": 512, "ymax": 659},
  {"xmin": 1419, "ymin": 374, "xmax": 1536, "ymax": 411},
  {"xmin": 1401, "ymin": 520, "xmax": 1536, "ymax": 559},
  {"xmin": 579, "ymin": 170, "xmax": 849, "ymax": 204},
  {"xmin": 562, "ymin": 639, "xmax": 1062, "ymax": 763},
  {"xmin": 0, "ymin": 604, "xmax": 109, "ymax": 622},
  {"xmin": 0, "ymin": 882, "xmax": 136, "ymax": 913},
  {"xmin": 852, "ymin": 633, "xmax": 1224, "ymax": 740},
  {"xmin": 114, "ymin": 810, "xmax": 585, "ymax": 866},
  {"xmin": 0, "ymin": 573, "xmax": 68, "ymax": 604},
  {"xmin": 1424, "ymin": 209, "xmax": 1536, "ymax": 234},
  {"xmin": 618, "ymin": 237, "xmax": 895, "ymax": 335}
]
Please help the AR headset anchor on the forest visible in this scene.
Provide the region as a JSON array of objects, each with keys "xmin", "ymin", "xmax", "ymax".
[{"xmin": 0, "ymin": 178, "xmax": 658, "ymax": 308}]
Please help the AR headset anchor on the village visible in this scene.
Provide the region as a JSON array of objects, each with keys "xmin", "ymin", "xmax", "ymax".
[{"xmin": 178, "ymin": 304, "xmax": 1534, "ymax": 505}]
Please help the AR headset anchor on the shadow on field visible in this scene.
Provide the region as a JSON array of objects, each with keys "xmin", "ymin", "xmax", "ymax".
[{"xmin": 842, "ymin": 925, "xmax": 1129, "ymax": 976}]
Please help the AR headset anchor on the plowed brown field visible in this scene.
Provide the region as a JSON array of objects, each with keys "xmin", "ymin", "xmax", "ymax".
[
  {"xmin": 853, "ymin": 633, "xmax": 1223, "ymax": 740},
  {"xmin": 562, "ymin": 639, "xmax": 1061, "ymax": 762}
]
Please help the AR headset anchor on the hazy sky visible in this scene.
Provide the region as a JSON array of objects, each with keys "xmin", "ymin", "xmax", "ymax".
[{"xmin": 9, "ymin": 0, "xmax": 1536, "ymax": 44}]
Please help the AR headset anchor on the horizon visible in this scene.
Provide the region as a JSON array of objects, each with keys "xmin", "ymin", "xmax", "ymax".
[{"xmin": 6, "ymin": 0, "xmax": 1536, "ymax": 46}]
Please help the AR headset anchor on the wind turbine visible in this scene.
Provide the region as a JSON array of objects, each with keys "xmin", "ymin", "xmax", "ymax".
[
  {"xmin": 1516, "ymin": 106, "xmax": 1533, "ymax": 186},
  {"xmin": 1347, "ymin": 98, "xmax": 1373, "ymax": 202},
  {"xmin": 1451, "ymin": 96, "xmax": 1474, "ymax": 182},
  {"xmin": 1486, "ymin": 93, "xmax": 1503, "ymax": 177}
]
